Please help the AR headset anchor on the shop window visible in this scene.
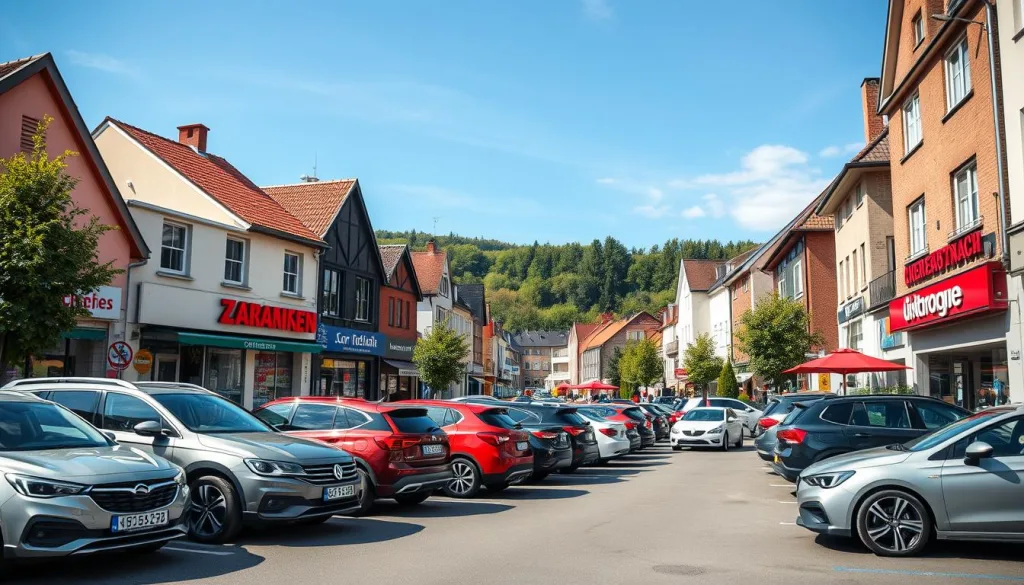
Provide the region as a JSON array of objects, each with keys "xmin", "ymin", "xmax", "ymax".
[
  {"xmin": 945, "ymin": 36, "xmax": 972, "ymax": 111},
  {"xmin": 160, "ymin": 221, "xmax": 189, "ymax": 275},
  {"xmin": 253, "ymin": 351, "xmax": 293, "ymax": 408},
  {"xmin": 321, "ymin": 359, "xmax": 370, "ymax": 398},
  {"xmin": 101, "ymin": 393, "xmax": 162, "ymax": 432},
  {"xmin": 205, "ymin": 348, "xmax": 244, "ymax": 404},
  {"xmin": 355, "ymin": 277, "xmax": 371, "ymax": 322},
  {"xmin": 953, "ymin": 162, "xmax": 979, "ymax": 232},
  {"xmin": 322, "ymin": 268, "xmax": 341, "ymax": 317},
  {"xmin": 283, "ymin": 252, "xmax": 302, "ymax": 295},
  {"xmin": 224, "ymin": 237, "xmax": 246, "ymax": 284}
]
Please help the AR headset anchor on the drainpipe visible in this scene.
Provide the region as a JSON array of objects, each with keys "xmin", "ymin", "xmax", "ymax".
[
  {"xmin": 121, "ymin": 259, "xmax": 148, "ymax": 379},
  {"xmin": 984, "ymin": 0, "xmax": 1009, "ymax": 264}
]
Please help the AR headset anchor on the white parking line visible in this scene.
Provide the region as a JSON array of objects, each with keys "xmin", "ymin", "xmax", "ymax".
[
  {"xmin": 779, "ymin": 522, "xmax": 797, "ymax": 526},
  {"xmin": 769, "ymin": 484, "xmax": 791, "ymax": 487},
  {"xmin": 164, "ymin": 546, "xmax": 234, "ymax": 556},
  {"xmin": 777, "ymin": 501, "xmax": 797, "ymax": 504}
]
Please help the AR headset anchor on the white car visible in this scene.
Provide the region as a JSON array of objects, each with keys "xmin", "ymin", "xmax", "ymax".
[
  {"xmin": 670, "ymin": 407, "xmax": 744, "ymax": 451},
  {"xmin": 578, "ymin": 411, "xmax": 631, "ymax": 462},
  {"xmin": 675, "ymin": 397, "xmax": 764, "ymax": 437}
]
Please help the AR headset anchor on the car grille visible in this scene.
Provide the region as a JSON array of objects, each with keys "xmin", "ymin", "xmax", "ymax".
[
  {"xmin": 301, "ymin": 461, "xmax": 358, "ymax": 485},
  {"xmin": 683, "ymin": 430, "xmax": 705, "ymax": 437},
  {"xmin": 89, "ymin": 479, "xmax": 178, "ymax": 513}
]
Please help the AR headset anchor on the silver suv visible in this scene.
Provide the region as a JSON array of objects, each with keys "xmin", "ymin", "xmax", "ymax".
[
  {"xmin": 4, "ymin": 378, "xmax": 361, "ymax": 543},
  {"xmin": 0, "ymin": 391, "xmax": 188, "ymax": 561}
]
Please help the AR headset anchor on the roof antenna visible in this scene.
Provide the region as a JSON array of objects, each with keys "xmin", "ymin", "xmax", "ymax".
[
  {"xmin": 433, "ymin": 216, "xmax": 440, "ymax": 234},
  {"xmin": 300, "ymin": 152, "xmax": 319, "ymax": 183}
]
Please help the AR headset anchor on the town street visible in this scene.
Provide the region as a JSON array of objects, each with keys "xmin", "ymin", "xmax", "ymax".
[{"xmin": 8, "ymin": 445, "xmax": 1020, "ymax": 585}]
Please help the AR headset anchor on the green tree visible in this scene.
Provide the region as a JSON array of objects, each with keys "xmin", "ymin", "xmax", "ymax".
[
  {"xmin": 620, "ymin": 338, "xmax": 663, "ymax": 393},
  {"xmin": 717, "ymin": 360, "xmax": 740, "ymax": 398},
  {"xmin": 736, "ymin": 294, "xmax": 823, "ymax": 389},
  {"xmin": 683, "ymin": 333, "xmax": 724, "ymax": 397},
  {"xmin": 0, "ymin": 117, "xmax": 121, "ymax": 373},
  {"xmin": 448, "ymin": 244, "xmax": 490, "ymax": 281},
  {"xmin": 413, "ymin": 320, "xmax": 469, "ymax": 397},
  {"xmin": 606, "ymin": 347, "xmax": 623, "ymax": 389}
]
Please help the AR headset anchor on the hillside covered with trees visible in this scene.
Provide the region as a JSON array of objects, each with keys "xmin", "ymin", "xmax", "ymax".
[{"xmin": 377, "ymin": 231, "xmax": 759, "ymax": 332}]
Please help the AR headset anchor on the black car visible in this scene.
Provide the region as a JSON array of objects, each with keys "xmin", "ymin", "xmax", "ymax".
[
  {"xmin": 637, "ymin": 403, "xmax": 671, "ymax": 441},
  {"xmin": 754, "ymin": 392, "xmax": 835, "ymax": 461},
  {"xmin": 503, "ymin": 403, "xmax": 600, "ymax": 472},
  {"xmin": 771, "ymin": 394, "xmax": 970, "ymax": 482},
  {"xmin": 474, "ymin": 406, "xmax": 572, "ymax": 480}
]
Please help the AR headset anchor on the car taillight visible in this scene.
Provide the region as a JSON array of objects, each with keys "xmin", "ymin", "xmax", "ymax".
[
  {"xmin": 530, "ymin": 430, "xmax": 558, "ymax": 440},
  {"xmin": 758, "ymin": 417, "xmax": 780, "ymax": 429},
  {"xmin": 374, "ymin": 437, "xmax": 422, "ymax": 450},
  {"xmin": 668, "ymin": 414, "xmax": 679, "ymax": 424},
  {"xmin": 476, "ymin": 432, "xmax": 510, "ymax": 446},
  {"xmin": 623, "ymin": 421, "xmax": 636, "ymax": 430},
  {"xmin": 563, "ymin": 426, "xmax": 586, "ymax": 436},
  {"xmin": 599, "ymin": 427, "xmax": 617, "ymax": 438},
  {"xmin": 645, "ymin": 420, "xmax": 652, "ymax": 430},
  {"xmin": 777, "ymin": 428, "xmax": 807, "ymax": 444}
]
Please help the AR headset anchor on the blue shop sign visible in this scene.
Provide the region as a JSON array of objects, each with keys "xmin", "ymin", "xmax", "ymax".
[{"xmin": 317, "ymin": 323, "xmax": 385, "ymax": 356}]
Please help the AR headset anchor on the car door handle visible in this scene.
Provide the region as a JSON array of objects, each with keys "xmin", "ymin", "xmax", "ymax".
[{"xmin": 854, "ymin": 433, "xmax": 872, "ymax": 438}]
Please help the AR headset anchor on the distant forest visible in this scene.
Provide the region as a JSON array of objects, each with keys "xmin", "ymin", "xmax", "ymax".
[{"xmin": 376, "ymin": 230, "xmax": 759, "ymax": 332}]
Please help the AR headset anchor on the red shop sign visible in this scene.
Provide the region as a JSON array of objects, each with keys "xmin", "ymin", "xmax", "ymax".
[
  {"xmin": 904, "ymin": 230, "xmax": 988, "ymax": 287},
  {"xmin": 674, "ymin": 368, "xmax": 688, "ymax": 378},
  {"xmin": 888, "ymin": 262, "xmax": 1007, "ymax": 333},
  {"xmin": 218, "ymin": 299, "xmax": 317, "ymax": 334}
]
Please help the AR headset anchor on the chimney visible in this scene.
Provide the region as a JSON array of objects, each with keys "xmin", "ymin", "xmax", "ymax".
[
  {"xmin": 860, "ymin": 78, "xmax": 885, "ymax": 144},
  {"xmin": 600, "ymin": 312, "xmax": 615, "ymax": 324},
  {"xmin": 177, "ymin": 123, "xmax": 210, "ymax": 153},
  {"xmin": 425, "ymin": 239, "xmax": 438, "ymax": 254}
]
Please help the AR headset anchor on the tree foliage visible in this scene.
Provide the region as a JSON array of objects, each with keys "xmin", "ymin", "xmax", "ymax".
[
  {"xmin": 683, "ymin": 333, "xmax": 723, "ymax": 393},
  {"xmin": 413, "ymin": 320, "xmax": 469, "ymax": 396},
  {"xmin": 606, "ymin": 347, "xmax": 622, "ymax": 389},
  {"xmin": 619, "ymin": 338, "xmax": 663, "ymax": 393},
  {"xmin": 716, "ymin": 360, "xmax": 740, "ymax": 398},
  {"xmin": 736, "ymin": 294, "xmax": 824, "ymax": 388},
  {"xmin": 0, "ymin": 117, "xmax": 121, "ymax": 371}
]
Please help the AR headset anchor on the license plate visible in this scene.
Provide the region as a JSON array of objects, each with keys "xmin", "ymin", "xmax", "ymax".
[
  {"xmin": 422, "ymin": 444, "xmax": 444, "ymax": 455},
  {"xmin": 111, "ymin": 509, "xmax": 168, "ymax": 533},
  {"xmin": 323, "ymin": 484, "xmax": 356, "ymax": 501},
  {"xmin": 774, "ymin": 454, "xmax": 780, "ymax": 464},
  {"xmin": 516, "ymin": 441, "xmax": 528, "ymax": 451}
]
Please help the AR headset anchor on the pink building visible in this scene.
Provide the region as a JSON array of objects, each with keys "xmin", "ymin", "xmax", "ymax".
[{"xmin": 0, "ymin": 53, "xmax": 148, "ymax": 378}]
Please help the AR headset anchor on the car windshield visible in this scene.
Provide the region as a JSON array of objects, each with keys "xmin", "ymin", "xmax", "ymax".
[
  {"xmin": 0, "ymin": 401, "xmax": 111, "ymax": 451},
  {"xmin": 905, "ymin": 409, "xmax": 1010, "ymax": 452},
  {"xmin": 477, "ymin": 410, "xmax": 520, "ymax": 429},
  {"xmin": 683, "ymin": 409, "xmax": 724, "ymax": 422},
  {"xmin": 153, "ymin": 393, "xmax": 272, "ymax": 433}
]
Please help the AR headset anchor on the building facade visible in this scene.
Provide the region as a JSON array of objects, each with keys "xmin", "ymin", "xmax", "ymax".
[
  {"xmin": 457, "ymin": 283, "xmax": 488, "ymax": 395},
  {"xmin": 513, "ymin": 330, "xmax": 570, "ymax": 390},
  {"xmin": 580, "ymin": 313, "xmax": 661, "ymax": 385},
  {"xmin": 377, "ymin": 244, "xmax": 422, "ymax": 401},
  {"xmin": 412, "ymin": 241, "xmax": 469, "ymax": 397}
]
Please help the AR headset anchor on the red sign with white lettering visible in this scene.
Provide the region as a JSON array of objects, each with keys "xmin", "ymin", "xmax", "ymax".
[
  {"xmin": 904, "ymin": 230, "xmax": 987, "ymax": 287},
  {"xmin": 218, "ymin": 299, "xmax": 317, "ymax": 334},
  {"xmin": 888, "ymin": 262, "xmax": 1006, "ymax": 333}
]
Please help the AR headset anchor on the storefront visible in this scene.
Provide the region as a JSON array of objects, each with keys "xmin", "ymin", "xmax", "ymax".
[
  {"xmin": 380, "ymin": 337, "xmax": 419, "ymax": 401},
  {"xmin": 889, "ymin": 261, "xmax": 1011, "ymax": 410},
  {"xmin": 315, "ymin": 324, "xmax": 384, "ymax": 399}
]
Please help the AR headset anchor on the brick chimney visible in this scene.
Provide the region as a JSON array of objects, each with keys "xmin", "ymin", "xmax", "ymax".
[
  {"xmin": 177, "ymin": 123, "xmax": 210, "ymax": 153},
  {"xmin": 860, "ymin": 78, "xmax": 885, "ymax": 144},
  {"xmin": 600, "ymin": 312, "xmax": 615, "ymax": 324},
  {"xmin": 425, "ymin": 239, "xmax": 438, "ymax": 254}
]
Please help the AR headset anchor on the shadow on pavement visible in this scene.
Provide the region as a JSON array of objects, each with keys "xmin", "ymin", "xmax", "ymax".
[
  {"xmin": 4, "ymin": 542, "xmax": 264, "ymax": 584},
  {"xmin": 604, "ymin": 461, "xmax": 670, "ymax": 468},
  {"xmin": 491, "ymin": 487, "xmax": 589, "ymax": 501},
  {"xmin": 814, "ymin": 534, "xmax": 1024, "ymax": 562},
  {"xmin": 375, "ymin": 499, "xmax": 514, "ymax": 518},
  {"xmin": 240, "ymin": 517, "xmax": 424, "ymax": 547},
  {"xmin": 577, "ymin": 467, "xmax": 641, "ymax": 476},
  {"xmin": 541, "ymin": 474, "xmax": 626, "ymax": 486}
]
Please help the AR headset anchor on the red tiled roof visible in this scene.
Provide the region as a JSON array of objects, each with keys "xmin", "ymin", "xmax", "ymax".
[
  {"xmin": 107, "ymin": 118, "xmax": 323, "ymax": 244},
  {"xmin": 378, "ymin": 244, "xmax": 406, "ymax": 281},
  {"xmin": 0, "ymin": 55, "xmax": 44, "ymax": 80},
  {"xmin": 411, "ymin": 249, "xmax": 446, "ymax": 295},
  {"xmin": 583, "ymin": 313, "xmax": 657, "ymax": 351},
  {"xmin": 728, "ymin": 247, "xmax": 757, "ymax": 266},
  {"xmin": 648, "ymin": 330, "xmax": 663, "ymax": 346},
  {"xmin": 798, "ymin": 213, "xmax": 835, "ymax": 230},
  {"xmin": 852, "ymin": 128, "xmax": 890, "ymax": 163},
  {"xmin": 263, "ymin": 179, "xmax": 356, "ymax": 237},
  {"xmin": 682, "ymin": 259, "xmax": 724, "ymax": 292},
  {"xmin": 574, "ymin": 322, "xmax": 601, "ymax": 345}
]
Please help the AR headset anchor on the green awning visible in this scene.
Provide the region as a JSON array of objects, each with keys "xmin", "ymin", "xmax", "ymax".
[
  {"xmin": 177, "ymin": 332, "xmax": 322, "ymax": 354},
  {"xmin": 63, "ymin": 328, "xmax": 107, "ymax": 341}
]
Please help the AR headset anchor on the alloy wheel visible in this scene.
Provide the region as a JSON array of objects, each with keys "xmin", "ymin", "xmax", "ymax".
[
  {"xmin": 190, "ymin": 483, "xmax": 228, "ymax": 538},
  {"xmin": 448, "ymin": 461, "xmax": 477, "ymax": 496},
  {"xmin": 864, "ymin": 496, "xmax": 926, "ymax": 554}
]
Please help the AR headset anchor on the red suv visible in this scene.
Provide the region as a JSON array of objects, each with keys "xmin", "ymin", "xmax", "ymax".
[
  {"xmin": 402, "ymin": 400, "xmax": 534, "ymax": 498},
  {"xmin": 254, "ymin": 397, "xmax": 453, "ymax": 515}
]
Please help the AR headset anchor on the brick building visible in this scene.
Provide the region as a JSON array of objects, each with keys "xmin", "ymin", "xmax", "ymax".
[
  {"xmin": 513, "ymin": 330, "xmax": 570, "ymax": 390},
  {"xmin": 579, "ymin": 312, "xmax": 661, "ymax": 387},
  {"xmin": 377, "ymin": 244, "xmax": 423, "ymax": 400}
]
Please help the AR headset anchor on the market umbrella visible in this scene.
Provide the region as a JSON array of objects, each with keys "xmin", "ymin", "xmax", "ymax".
[
  {"xmin": 571, "ymin": 380, "xmax": 619, "ymax": 391},
  {"xmin": 783, "ymin": 348, "xmax": 909, "ymax": 393}
]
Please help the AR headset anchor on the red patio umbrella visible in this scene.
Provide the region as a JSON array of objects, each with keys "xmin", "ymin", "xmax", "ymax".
[
  {"xmin": 571, "ymin": 380, "xmax": 619, "ymax": 391},
  {"xmin": 783, "ymin": 348, "xmax": 909, "ymax": 394}
]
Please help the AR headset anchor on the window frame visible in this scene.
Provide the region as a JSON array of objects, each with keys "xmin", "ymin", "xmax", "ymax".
[
  {"xmin": 160, "ymin": 220, "xmax": 190, "ymax": 275},
  {"xmin": 912, "ymin": 11, "xmax": 925, "ymax": 46},
  {"xmin": 792, "ymin": 258, "xmax": 803, "ymax": 299},
  {"xmin": 223, "ymin": 236, "xmax": 247, "ymax": 285},
  {"xmin": 439, "ymin": 276, "xmax": 450, "ymax": 297},
  {"xmin": 952, "ymin": 161, "xmax": 980, "ymax": 232},
  {"xmin": 859, "ymin": 243, "xmax": 867, "ymax": 289},
  {"xmin": 908, "ymin": 197, "xmax": 927, "ymax": 257},
  {"xmin": 944, "ymin": 36, "xmax": 972, "ymax": 111},
  {"xmin": 283, "ymin": 252, "xmax": 302, "ymax": 295},
  {"xmin": 902, "ymin": 93, "xmax": 922, "ymax": 154},
  {"xmin": 855, "ymin": 181, "xmax": 866, "ymax": 208},
  {"xmin": 322, "ymin": 268, "xmax": 342, "ymax": 317},
  {"xmin": 354, "ymin": 276, "xmax": 372, "ymax": 322}
]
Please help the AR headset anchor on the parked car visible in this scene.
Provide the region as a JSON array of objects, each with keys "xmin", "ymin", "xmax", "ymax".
[
  {"xmin": 703, "ymin": 398, "xmax": 763, "ymax": 437},
  {"xmin": 450, "ymin": 395, "xmax": 503, "ymax": 403},
  {"xmin": 796, "ymin": 405, "xmax": 1024, "ymax": 557},
  {"xmin": 755, "ymin": 393, "xmax": 835, "ymax": 461},
  {"xmin": 253, "ymin": 398, "xmax": 453, "ymax": 515},
  {"xmin": 654, "ymin": 396, "xmax": 677, "ymax": 406},
  {"xmin": 637, "ymin": 403, "xmax": 671, "ymax": 440},
  {"xmin": 402, "ymin": 400, "xmax": 535, "ymax": 496},
  {"xmin": 7, "ymin": 378, "xmax": 361, "ymax": 543},
  {"xmin": 576, "ymin": 410, "xmax": 631, "ymax": 462},
  {"xmin": 0, "ymin": 391, "xmax": 189, "ymax": 561},
  {"xmin": 771, "ymin": 394, "xmax": 969, "ymax": 482},
  {"xmin": 503, "ymin": 403, "xmax": 600, "ymax": 471},
  {"xmin": 670, "ymin": 407, "xmax": 744, "ymax": 451},
  {"xmin": 579, "ymin": 404, "xmax": 655, "ymax": 449}
]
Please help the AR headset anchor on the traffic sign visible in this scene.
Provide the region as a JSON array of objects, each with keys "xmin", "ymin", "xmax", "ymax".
[
  {"xmin": 133, "ymin": 349, "xmax": 153, "ymax": 375},
  {"xmin": 107, "ymin": 341, "xmax": 134, "ymax": 371}
]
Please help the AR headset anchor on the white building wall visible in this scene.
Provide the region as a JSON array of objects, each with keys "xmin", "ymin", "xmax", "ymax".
[{"xmin": 708, "ymin": 288, "xmax": 731, "ymax": 360}]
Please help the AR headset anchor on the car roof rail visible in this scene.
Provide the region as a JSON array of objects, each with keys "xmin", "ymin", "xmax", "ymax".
[
  {"xmin": 132, "ymin": 381, "xmax": 216, "ymax": 393},
  {"xmin": 2, "ymin": 377, "xmax": 137, "ymax": 390}
]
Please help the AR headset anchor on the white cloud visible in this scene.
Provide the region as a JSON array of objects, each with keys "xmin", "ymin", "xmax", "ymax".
[
  {"xmin": 648, "ymin": 187, "xmax": 664, "ymax": 202},
  {"xmin": 595, "ymin": 177, "xmax": 617, "ymax": 185},
  {"xmin": 634, "ymin": 204, "xmax": 670, "ymax": 218},
  {"xmin": 581, "ymin": 0, "xmax": 613, "ymax": 21},
  {"xmin": 702, "ymin": 193, "xmax": 726, "ymax": 218},
  {"xmin": 681, "ymin": 206, "xmax": 706, "ymax": 219},
  {"xmin": 818, "ymin": 142, "xmax": 864, "ymax": 158},
  {"xmin": 65, "ymin": 50, "xmax": 135, "ymax": 76},
  {"xmin": 819, "ymin": 145, "xmax": 842, "ymax": 158}
]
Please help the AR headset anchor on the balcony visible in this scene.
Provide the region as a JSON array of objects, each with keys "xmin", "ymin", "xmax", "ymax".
[
  {"xmin": 665, "ymin": 340, "xmax": 679, "ymax": 356},
  {"xmin": 868, "ymin": 270, "xmax": 896, "ymax": 309}
]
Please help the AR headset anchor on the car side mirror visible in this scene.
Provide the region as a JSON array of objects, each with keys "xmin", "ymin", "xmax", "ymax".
[
  {"xmin": 103, "ymin": 431, "xmax": 117, "ymax": 442},
  {"xmin": 728, "ymin": 417, "xmax": 738, "ymax": 423},
  {"xmin": 965, "ymin": 441, "xmax": 994, "ymax": 464},
  {"xmin": 133, "ymin": 420, "xmax": 164, "ymax": 437}
]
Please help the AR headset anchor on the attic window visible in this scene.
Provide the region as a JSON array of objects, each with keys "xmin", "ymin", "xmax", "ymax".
[{"xmin": 20, "ymin": 115, "xmax": 40, "ymax": 153}]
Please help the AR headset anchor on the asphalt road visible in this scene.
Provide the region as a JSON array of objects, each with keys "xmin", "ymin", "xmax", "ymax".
[{"xmin": 7, "ymin": 443, "xmax": 1023, "ymax": 584}]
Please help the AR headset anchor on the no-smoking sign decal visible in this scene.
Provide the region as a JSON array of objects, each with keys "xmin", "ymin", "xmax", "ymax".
[{"xmin": 107, "ymin": 341, "xmax": 134, "ymax": 371}]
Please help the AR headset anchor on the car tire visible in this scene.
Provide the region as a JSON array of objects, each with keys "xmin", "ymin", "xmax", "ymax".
[
  {"xmin": 188, "ymin": 475, "xmax": 242, "ymax": 544},
  {"xmin": 485, "ymin": 482, "xmax": 510, "ymax": 493},
  {"xmin": 720, "ymin": 433, "xmax": 729, "ymax": 451},
  {"xmin": 735, "ymin": 431, "xmax": 743, "ymax": 448},
  {"xmin": 346, "ymin": 467, "xmax": 376, "ymax": 517},
  {"xmin": 444, "ymin": 458, "xmax": 482, "ymax": 498},
  {"xmin": 855, "ymin": 490, "xmax": 932, "ymax": 557},
  {"xmin": 394, "ymin": 492, "xmax": 431, "ymax": 505},
  {"xmin": 671, "ymin": 445, "xmax": 682, "ymax": 451}
]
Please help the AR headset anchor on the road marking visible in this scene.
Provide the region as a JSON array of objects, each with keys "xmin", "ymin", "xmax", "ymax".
[
  {"xmin": 769, "ymin": 484, "xmax": 791, "ymax": 487},
  {"xmin": 164, "ymin": 546, "xmax": 234, "ymax": 556},
  {"xmin": 834, "ymin": 567, "xmax": 1024, "ymax": 582},
  {"xmin": 777, "ymin": 501, "xmax": 797, "ymax": 504},
  {"xmin": 779, "ymin": 522, "xmax": 797, "ymax": 525}
]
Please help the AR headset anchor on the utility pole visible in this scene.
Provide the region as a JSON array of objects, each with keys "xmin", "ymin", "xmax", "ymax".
[{"xmin": 432, "ymin": 216, "xmax": 440, "ymax": 235}]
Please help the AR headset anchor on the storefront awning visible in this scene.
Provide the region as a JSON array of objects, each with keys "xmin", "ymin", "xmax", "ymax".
[
  {"xmin": 177, "ymin": 332, "xmax": 323, "ymax": 354},
  {"xmin": 735, "ymin": 372, "xmax": 753, "ymax": 384},
  {"xmin": 62, "ymin": 327, "xmax": 107, "ymax": 341},
  {"xmin": 382, "ymin": 359, "xmax": 420, "ymax": 377},
  {"xmin": 470, "ymin": 376, "xmax": 487, "ymax": 384}
]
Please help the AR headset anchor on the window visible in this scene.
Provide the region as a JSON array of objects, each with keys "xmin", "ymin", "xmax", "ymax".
[
  {"xmin": 289, "ymin": 404, "xmax": 337, "ymax": 430},
  {"xmin": 969, "ymin": 417, "xmax": 1024, "ymax": 458},
  {"xmin": 849, "ymin": 401, "xmax": 910, "ymax": 428},
  {"xmin": 388, "ymin": 298, "xmax": 395, "ymax": 327},
  {"xmin": 855, "ymin": 182, "xmax": 866, "ymax": 207},
  {"xmin": 792, "ymin": 258, "xmax": 803, "ymax": 298},
  {"xmin": 436, "ymin": 307, "xmax": 447, "ymax": 324},
  {"xmin": 859, "ymin": 244, "xmax": 867, "ymax": 288},
  {"xmin": 732, "ymin": 285, "xmax": 738, "ymax": 299},
  {"xmin": 283, "ymin": 252, "xmax": 301, "ymax": 295},
  {"xmin": 845, "ymin": 256, "xmax": 851, "ymax": 298},
  {"xmin": 160, "ymin": 222, "xmax": 188, "ymax": 274},
  {"xmin": 910, "ymin": 401, "xmax": 962, "ymax": 430},
  {"xmin": 742, "ymin": 277, "xmax": 749, "ymax": 293},
  {"xmin": 439, "ymin": 276, "xmax": 450, "ymax": 297},
  {"xmin": 851, "ymin": 249, "xmax": 858, "ymax": 295},
  {"xmin": 838, "ymin": 260, "xmax": 844, "ymax": 299},
  {"xmin": 224, "ymin": 237, "xmax": 245, "ymax": 284},
  {"xmin": 953, "ymin": 163, "xmax": 979, "ymax": 230},
  {"xmin": 912, "ymin": 11, "xmax": 924, "ymax": 46},
  {"xmin": 945, "ymin": 37, "xmax": 972, "ymax": 110},
  {"xmin": 909, "ymin": 198, "xmax": 927, "ymax": 256},
  {"xmin": 627, "ymin": 330, "xmax": 644, "ymax": 341},
  {"xmin": 820, "ymin": 402, "xmax": 854, "ymax": 425},
  {"xmin": 322, "ymin": 269, "xmax": 341, "ymax": 317},
  {"xmin": 101, "ymin": 393, "xmax": 162, "ymax": 432},
  {"xmin": 848, "ymin": 319, "xmax": 863, "ymax": 352},
  {"xmin": 845, "ymin": 197, "xmax": 854, "ymax": 221},
  {"xmin": 903, "ymin": 93, "xmax": 922, "ymax": 153},
  {"xmin": 354, "ymin": 277, "xmax": 371, "ymax": 321},
  {"xmin": 837, "ymin": 205, "xmax": 844, "ymax": 229},
  {"xmin": 405, "ymin": 301, "xmax": 411, "ymax": 329},
  {"xmin": 47, "ymin": 391, "xmax": 101, "ymax": 426},
  {"xmin": 254, "ymin": 403, "xmax": 294, "ymax": 428}
]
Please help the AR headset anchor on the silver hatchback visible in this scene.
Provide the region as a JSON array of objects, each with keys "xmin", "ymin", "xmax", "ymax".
[
  {"xmin": 0, "ymin": 391, "xmax": 188, "ymax": 562},
  {"xmin": 795, "ymin": 405, "xmax": 1024, "ymax": 556}
]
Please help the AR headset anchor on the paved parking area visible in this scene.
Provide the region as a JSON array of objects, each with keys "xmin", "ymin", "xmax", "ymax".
[{"xmin": 7, "ymin": 444, "xmax": 1022, "ymax": 584}]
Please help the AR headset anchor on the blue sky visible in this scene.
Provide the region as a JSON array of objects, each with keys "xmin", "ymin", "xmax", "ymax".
[{"xmin": 2, "ymin": 0, "xmax": 887, "ymax": 248}]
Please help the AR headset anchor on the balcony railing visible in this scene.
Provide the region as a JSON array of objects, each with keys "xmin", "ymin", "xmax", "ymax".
[
  {"xmin": 665, "ymin": 340, "xmax": 679, "ymax": 356},
  {"xmin": 868, "ymin": 270, "xmax": 896, "ymax": 309}
]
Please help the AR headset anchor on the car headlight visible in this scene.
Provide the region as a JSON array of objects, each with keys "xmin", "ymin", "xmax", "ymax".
[
  {"xmin": 801, "ymin": 471, "xmax": 855, "ymax": 489},
  {"xmin": 706, "ymin": 425, "xmax": 723, "ymax": 434},
  {"xmin": 173, "ymin": 469, "xmax": 187, "ymax": 487},
  {"xmin": 5, "ymin": 474, "xmax": 87, "ymax": 498},
  {"xmin": 671, "ymin": 427, "xmax": 682, "ymax": 434},
  {"xmin": 244, "ymin": 459, "xmax": 305, "ymax": 477}
]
